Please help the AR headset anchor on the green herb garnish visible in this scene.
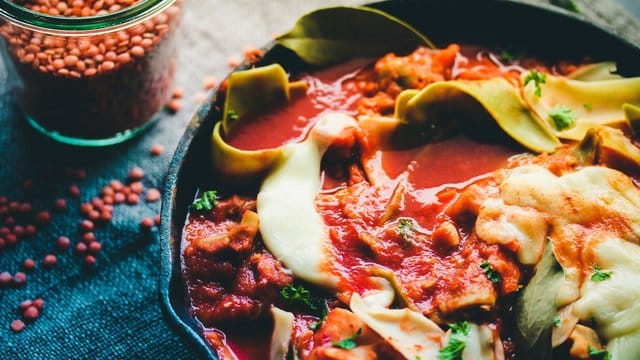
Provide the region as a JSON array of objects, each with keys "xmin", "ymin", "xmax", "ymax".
[
  {"xmin": 549, "ymin": 105, "xmax": 576, "ymax": 130},
  {"xmin": 398, "ymin": 218, "xmax": 415, "ymax": 240},
  {"xmin": 227, "ymin": 110, "xmax": 239, "ymax": 121},
  {"xmin": 500, "ymin": 50, "xmax": 516, "ymax": 62},
  {"xmin": 584, "ymin": 102, "xmax": 593, "ymax": 112},
  {"xmin": 192, "ymin": 190, "xmax": 219, "ymax": 211},
  {"xmin": 591, "ymin": 265, "xmax": 612, "ymax": 282},
  {"xmin": 309, "ymin": 321, "xmax": 320, "ymax": 331},
  {"xmin": 524, "ymin": 69, "xmax": 547, "ymax": 97},
  {"xmin": 553, "ymin": 315, "xmax": 561, "ymax": 327},
  {"xmin": 480, "ymin": 260, "xmax": 502, "ymax": 283},
  {"xmin": 551, "ymin": 0, "xmax": 580, "ymax": 13},
  {"xmin": 588, "ymin": 345, "xmax": 612, "ymax": 360},
  {"xmin": 280, "ymin": 284, "xmax": 318, "ymax": 311},
  {"xmin": 438, "ymin": 321, "xmax": 470, "ymax": 360},
  {"xmin": 331, "ymin": 328, "xmax": 361, "ymax": 350}
]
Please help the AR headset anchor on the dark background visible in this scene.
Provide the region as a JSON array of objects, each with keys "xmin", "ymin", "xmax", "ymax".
[{"xmin": 0, "ymin": 0, "xmax": 638, "ymax": 359}]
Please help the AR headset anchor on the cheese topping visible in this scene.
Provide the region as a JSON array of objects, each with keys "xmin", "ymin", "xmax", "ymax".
[{"xmin": 257, "ymin": 112, "xmax": 358, "ymax": 288}]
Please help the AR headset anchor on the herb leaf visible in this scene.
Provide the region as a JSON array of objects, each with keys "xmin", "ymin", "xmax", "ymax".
[
  {"xmin": 280, "ymin": 284, "xmax": 318, "ymax": 311},
  {"xmin": 588, "ymin": 345, "xmax": 611, "ymax": 360},
  {"xmin": 398, "ymin": 218, "xmax": 415, "ymax": 241},
  {"xmin": 438, "ymin": 321, "xmax": 470, "ymax": 360},
  {"xmin": 276, "ymin": 6, "xmax": 434, "ymax": 67},
  {"xmin": 192, "ymin": 190, "xmax": 219, "ymax": 211},
  {"xmin": 500, "ymin": 50, "xmax": 516, "ymax": 62},
  {"xmin": 514, "ymin": 241, "xmax": 564, "ymax": 359},
  {"xmin": 551, "ymin": 0, "xmax": 580, "ymax": 13},
  {"xmin": 591, "ymin": 265, "xmax": 612, "ymax": 282},
  {"xmin": 331, "ymin": 328, "xmax": 361, "ymax": 350},
  {"xmin": 549, "ymin": 105, "xmax": 577, "ymax": 131},
  {"xmin": 524, "ymin": 70, "xmax": 547, "ymax": 97},
  {"xmin": 584, "ymin": 102, "xmax": 593, "ymax": 112},
  {"xmin": 480, "ymin": 260, "xmax": 502, "ymax": 283},
  {"xmin": 553, "ymin": 315, "xmax": 561, "ymax": 327},
  {"xmin": 227, "ymin": 109, "xmax": 239, "ymax": 121}
]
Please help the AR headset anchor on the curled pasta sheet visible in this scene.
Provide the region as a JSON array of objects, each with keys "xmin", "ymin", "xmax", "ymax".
[
  {"xmin": 211, "ymin": 64, "xmax": 309, "ymax": 179},
  {"xmin": 257, "ymin": 112, "xmax": 358, "ymax": 288},
  {"xmin": 349, "ymin": 292, "xmax": 444, "ymax": 359},
  {"xmin": 523, "ymin": 74, "xmax": 640, "ymax": 140},
  {"xmin": 270, "ymin": 307, "xmax": 295, "ymax": 360},
  {"xmin": 461, "ymin": 323, "xmax": 501, "ymax": 360},
  {"xmin": 396, "ymin": 78, "xmax": 560, "ymax": 153},
  {"xmin": 568, "ymin": 62, "xmax": 622, "ymax": 81},
  {"xmin": 624, "ymin": 103, "xmax": 640, "ymax": 136}
]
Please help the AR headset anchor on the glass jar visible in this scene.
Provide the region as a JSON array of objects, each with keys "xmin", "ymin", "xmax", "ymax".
[{"xmin": 0, "ymin": 0, "xmax": 182, "ymax": 146}]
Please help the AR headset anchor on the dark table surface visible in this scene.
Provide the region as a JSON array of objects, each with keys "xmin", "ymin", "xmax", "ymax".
[{"xmin": 0, "ymin": 0, "xmax": 638, "ymax": 359}]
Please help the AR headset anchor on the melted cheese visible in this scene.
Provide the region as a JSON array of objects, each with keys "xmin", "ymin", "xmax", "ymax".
[
  {"xmin": 476, "ymin": 163, "xmax": 640, "ymax": 355},
  {"xmin": 572, "ymin": 238, "xmax": 640, "ymax": 360},
  {"xmin": 257, "ymin": 112, "xmax": 358, "ymax": 288}
]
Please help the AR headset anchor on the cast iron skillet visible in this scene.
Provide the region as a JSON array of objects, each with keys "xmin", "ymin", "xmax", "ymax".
[{"xmin": 160, "ymin": 1, "xmax": 640, "ymax": 358}]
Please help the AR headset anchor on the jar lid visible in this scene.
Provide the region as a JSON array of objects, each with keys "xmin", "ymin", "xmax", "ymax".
[{"xmin": 0, "ymin": 0, "xmax": 175, "ymax": 35}]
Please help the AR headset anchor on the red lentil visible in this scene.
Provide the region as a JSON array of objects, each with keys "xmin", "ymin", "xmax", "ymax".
[
  {"xmin": 43, "ymin": 254, "xmax": 57, "ymax": 268},
  {"xmin": 23, "ymin": 306, "xmax": 39, "ymax": 322},
  {"xmin": 154, "ymin": 214, "xmax": 161, "ymax": 226},
  {"xmin": 79, "ymin": 220, "xmax": 94, "ymax": 232},
  {"xmin": 32, "ymin": 298, "xmax": 44, "ymax": 309},
  {"xmin": 166, "ymin": 98, "xmax": 181, "ymax": 113},
  {"xmin": 57, "ymin": 236, "xmax": 71, "ymax": 250},
  {"xmin": 203, "ymin": 75, "xmax": 217, "ymax": 90},
  {"xmin": 84, "ymin": 255, "xmax": 96, "ymax": 267},
  {"xmin": 146, "ymin": 188, "xmax": 161, "ymax": 202},
  {"xmin": 10, "ymin": 320, "xmax": 25, "ymax": 332},
  {"xmin": 114, "ymin": 192, "xmax": 126, "ymax": 204},
  {"xmin": 127, "ymin": 193, "xmax": 139, "ymax": 205},
  {"xmin": 128, "ymin": 167, "xmax": 144, "ymax": 181},
  {"xmin": 54, "ymin": 198, "xmax": 67, "ymax": 211},
  {"xmin": 24, "ymin": 225, "xmax": 37, "ymax": 237},
  {"xmin": 6, "ymin": 233, "xmax": 18, "ymax": 246},
  {"xmin": 100, "ymin": 210, "xmax": 112, "ymax": 222},
  {"xmin": 13, "ymin": 272, "xmax": 27, "ymax": 286},
  {"xmin": 172, "ymin": 87, "xmax": 183, "ymax": 99},
  {"xmin": 0, "ymin": 271, "xmax": 12, "ymax": 286},
  {"xmin": 13, "ymin": 225, "xmax": 24, "ymax": 237},
  {"xmin": 20, "ymin": 202, "xmax": 32, "ymax": 214},
  {"xmin": 82, "ymin": 232, "xmax": 96, "ymax": 244},
  {"xmin": 19, "ymin": 300, "xmax": 33, "ymax": 311},
  {"xmin": 75, "ymin": 242, "xmax": 87, "ymax": 255},
  {"xmin": 68, "ymin": 184, "xmax": 81, "ymax": 198},
  {"xmin": 140, "ymin": 217, "xmax": 154, "ymax": 229},
  {"xmin": 88, "ymin": 210, "xmax": 100, "ymax": 221},
  {"xmin": 22, "ymin": 259, "xmax": 36, "ymax": 272},
  {"xmin": 130, "ymin": 182, "xmax": 144, "ymax": 194},
  {"xmin": 88, "ymin": 241, "xmax": 102, "ymax": 254},
  {"xmin": 35, "ymin": 211, "xmax": 51, "ymax": 226},
  {"xmin": 150, "ymin": 144, "xmax": 164, "ymax": 156}
]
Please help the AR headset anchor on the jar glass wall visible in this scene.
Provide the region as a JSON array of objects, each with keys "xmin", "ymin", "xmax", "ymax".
[{"xmin": 0, "ymin": 0, "xmax": 182, "ymax": 146}]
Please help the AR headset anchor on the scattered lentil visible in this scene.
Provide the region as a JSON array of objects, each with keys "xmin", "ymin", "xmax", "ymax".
[
  {"xmin": 146, "ymin": 188, "xmax": 161, "ymax": 202},
  {"xmin": 88, "ymin": 241, "xmax": 102, "ymax": 254},
  {"xmin": 128, "ymin": 167, "xmax": 144, "ymax": 181},
  {"xmin": 10, "ymin": 320, "xmax": 25, "ymax": 332},
  {"xmin": 13, "ymin": 272, "xmax": 27, "ymax": 286},
  {"xmin": 150, "ymin": 144, "xmax": 164, "ymax": 156},
  {"xmin": 140, "ymin": 217, "xmax": 154, "ymax": 229},
  {"xmin": 0, "ymin": 272, "xmax": 12, "ymax": 286},
  {"xmin": 22, "ymin": 259, "xmax": 36, "ymax": 272},
  {"xmin": 84, "ymin": 255, "xmax": 96, "ymax": 267},
  {"xmin": 79, "ymin": 220, "xmax": 94, "ymax": 232},
  {"xmin": 23, "ymin": 306, "xmax": 39, "ymax": 322},
  {"xmin": 54, "ymin": 198, "xmax": 67, "ymax": 211},
  {"xmin": 166, "ymin": 98, "xmax": 181, "ymax": 113},
  {"xmin": 68, "ymin": 184, "xmax": 80, "ymax": 198},
  {"xmin": 32, "ymin": 298, "xmax": 44, "ymax": 309},
  {"xmin": 203, "ymin": 75, "xmax": 217, "ymax": 90},
  {"xmin": 43, "ymin": 254, "xmax": 57, "ymax": 268},
  {"xmin": 75, "ymin": 242, "xmax": 87, "ymax": 255},
  {"xmin": 56, "ymin": 236, "xmax": 71, "ymax": 250}
]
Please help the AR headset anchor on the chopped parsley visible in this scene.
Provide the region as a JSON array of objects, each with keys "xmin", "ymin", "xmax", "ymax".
[
  {"xmin": 500, "ymin": 50, "xmax": 516, "ymax": 62},
  {"xmin": 551, "ymin": 0, "xmax": 580, "ymax": 13},
  {"xmin": 480, "ymin": 260, "xmax": 502, "ymax": 283},
  {"xmin": 398, "ymin": 218, "xmax": 415, "ymax": 241},
  {"xmin": 553, "ymin": 315, "xmax": 561, "ymax": 327},
  {"xmin": 584, "ymin": 102, "xmax": 593, "ymax": 112},
  {"xmin": 524, "ymin": 70, "xmax": 547, "ymax": 97},
  {"xmin": 591, "ymin": 265, "xmax": 612, "ymax": 282},
  {"xmin": 549, "ymin": 105, "xmax": 576, "ymax": 130},
  {"xmin": 227, "ymin": 109, "xmax": 239, "ymax": 121},
  {"xmin": 331, "ymin": 328, "xmax": 361, "ymax": 350},
  {"xmin": 192, "ymin": 190, "xmax": 218, "ymax": 211},
  {"xmin": 588, "ymin": 345, "xmax": 612, "ymax": 360},
  {"xmin": 438, "ymin": 321, "xmax": 470, "ymax": 360},
  {"xmin": 308, "ymin": 321, "xmax": 321, "ymax": 331},
  {"xmin": 280, "ymin": 284, "xmax": 318, "ymax": 311}
]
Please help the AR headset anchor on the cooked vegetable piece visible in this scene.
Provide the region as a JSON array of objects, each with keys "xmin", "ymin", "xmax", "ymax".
[
  {"xmin": 396, "ymin": 78, "xmax": 560, "ymax": 153},
  {"xmin": 276, "ymin": 6, "xmax": 434, "ymax": 67},
  {"xmin": 514, "ymin": 241, "xmax": 564, "ymax": 359},
  {"xmin": 257, "ymin": 112, "xmax": 357, "ymax": 288},
  {"xmin": 574, "ymin": 126, "xmax": 640, "ymax": 172},
  {"xmin": 524, "ymin": 75, "xmax": 640, "ymax": 140}
]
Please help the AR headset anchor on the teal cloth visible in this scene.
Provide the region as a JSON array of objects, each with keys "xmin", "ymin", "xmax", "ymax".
[{"xmin": 0, "ymin": 0, "xmax": 637, "ymax": 359}]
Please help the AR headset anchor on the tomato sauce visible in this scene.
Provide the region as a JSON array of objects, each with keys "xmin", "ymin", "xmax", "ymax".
[{"xmin": 182, "ymin": 44, "xmax": 564, "ymax": 359}]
